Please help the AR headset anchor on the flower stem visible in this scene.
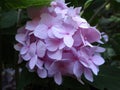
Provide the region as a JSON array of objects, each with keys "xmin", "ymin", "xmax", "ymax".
[{"xmin": 17, "ymin": 9, "xmax": 22, "ymax": 27}]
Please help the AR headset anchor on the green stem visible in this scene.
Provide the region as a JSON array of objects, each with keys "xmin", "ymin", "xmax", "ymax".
[
  {"xmin": 17, "ymin": 9, "xmax": 22, "ymax": 27},
  {"xmin": 89, "ymin": 0, "xmax": 110, "ymax": 23}
]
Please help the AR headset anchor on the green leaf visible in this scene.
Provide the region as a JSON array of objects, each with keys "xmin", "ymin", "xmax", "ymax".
[
  {"xmin": 84, "ymin": 0, "xmax": 93, "ymax": 9},
  {"xmin": 62, "ymin": 77, "xmax": 90, "ymax": 90},
  {"xmin": 17, "ymin": 67, "xmax": 48, "ymax": 90},
  {"xmin": 66, "ymin": 0, "xmax": 79, "ymax": 7},
  {"xmin": 109, "ymin": 15, "xmax": 120, "ymax": 22},
  {"xmin": 116, "ymin": 0, "xmax": 120, "ymax": 3},
  {"xmin": 106, "ymin": 48, "xmax": 116, "ymax": 57},
  {"xmin": 0, "ymin": 10, "xmax": 17, "ymax": 28},
  {"xmin": 87, "ymin": 66, "xmax": 120, "ymax": 90},
  {"xmin": 3, "ymin": 0, "xmax": 51, "ymax": 9},
  {"xmin": 112, "ymin": 33, "xmax": 120, "ymax": 54}
]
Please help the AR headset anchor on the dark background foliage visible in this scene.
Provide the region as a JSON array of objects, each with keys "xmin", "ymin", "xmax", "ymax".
[{"xmin": 0, "ymin": 0, "xmax": 120, "ymax": 90}]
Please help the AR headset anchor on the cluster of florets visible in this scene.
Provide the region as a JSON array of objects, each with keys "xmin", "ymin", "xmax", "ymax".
[{"xmin": 14, "ymin": 0, "xmax": 105, "ymax": 85}]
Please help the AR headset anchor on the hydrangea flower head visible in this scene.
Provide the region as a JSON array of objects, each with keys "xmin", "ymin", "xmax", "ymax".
[{"xmin": 14, "ymin": 0, "xmax": 105, "ymax": 85}]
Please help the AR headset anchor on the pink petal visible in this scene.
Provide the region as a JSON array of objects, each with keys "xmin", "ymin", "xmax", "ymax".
[
  {"xmin": 79, "ymin": 22, "xmax": 90, "ymax": 28},
  {"xmin": 95, "ymin": 46, "xmax": 105, "ymax": 53},
  {"xmin": 40, "ymin": 13, "xmax": 54, "ymax": 27},
  {"xmin": 67, "ymin": 7, "xmax": 76, "ymax": 16},
  {"xmin": 83, "ymin": 27, "xmax": 101, "ymax": 43},
  {"xmin": 92, "ymin": 54, "xmax": 105, "ymax": 65},
  {"xmin": 54, "ymin": 0, "xmax": 67, "ymax": 9},
  {"xmin": 72, "ymin": 16, "xmax": 90, "ymax": 28},
  {"xmin": 29, "ymin": 43, "xmax": 36, "ymax": 57},
  {"xmin": 47, "ymin": 50, "xmax": 62, "ymax": 60},
  {"xmin": 48, "ymin": 29, "xmax": 56, "ymax": 38},
  {"xmin": 29, "ymin": 55, "xmax": 38, "ymax": 69},
  {"xmin": 52, "ymin": 26, "xmax": 64, "ymax": 39},
  {"xmin": 84, "ymin": 69, "xmax": 93, "ymax": 82},
  {"xmin": 36, "ymin": 59, "xmax": 44, "ymax": 69},
  {"xmin": 73, "ymin": 32, "xmax": 82, "ymax": 46},
  {"xmin": 25, "ymin": 20, "xmax": 39, "ymax": 31},
  {"xmin": 80, "ymin": 60, "xmax": 89, "ymax": 68},
  {"xmin": 73, "ymin": 62, "xmax": 83, "ymax": 78},
  {"xmin": 62, "ymin": 51, "xmax": 75, "ymax": 60},
  {"xmin": 47, "ymin": 62, "xmax": 57, "ymax": 76},
  {"xmin": 45, "ymin": 38, "xmax": 59, "ymax": 51},
  {"xmin": 15, "ymin": 34, "xmax": 26, "ymax": 45},
  {"xmin": 34, "ymin": 24, "xmax": 48, "ymax": 39},
  {"xmin": 54, "ymin": 72, "xmax": 62, "ymax": 85},
  {"xmin": 75, "ymin": 7, "xmax": 81, "ymax": 14},
  {"xmin": 64, "ymin": 17, "xmax": 77, "ymax": 28},
  {"xmin": 20, "ymin": 46, "xmax": 28, "ymax": 55},
  {"xmin": 44, "ymin": 59, "xmax": 54, "ymax": 70},
  {"xmin": 78, "ymin": 52, "xmax": 91, "ymax": 68},
  {"xmin": 59, "ymin": 43, "xmax": 65, "ymax": 49},
  {"xmin": 63, "ymin": 35, "xmax": 74, "ymax": 47},
  {"xmin": 14, "ymin": 44, "xmax": 22, "ymax": 51},
  {"xmin": 37, "ymin": 69, "xmax": 47, "ymax": 78},
  {"xmin": 17, "ymin": 26, "xmax": 26, "ymax": 33},
  {"xmin": 103, "ymin": 34, "xmax": 109, "ymax": 42},
  {"xmin": 55, "ymin": 7, "xmax": 67, "ymax": 17},
  {"xmin": 37, "ymin": 41, "xmax": 46, "ymax": 58},
  {"xmin": 22, "ymin": 53, "xmax": 31, "ymax": 61},
  {"xmin": 89, "ymin": 62, "xmax": 99, "ymax": 75}
]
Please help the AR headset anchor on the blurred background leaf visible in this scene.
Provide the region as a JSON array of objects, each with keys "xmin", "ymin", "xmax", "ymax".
[
  {"xmin": 87, "ymin": 65, "xmax": 120, "ymax": 90},
  {"xmin": 1, "ymin": 0, "xmax": 51, "ymax": 9},
  {"xmin": 116, "ymin": 0, "xmax": 120, "ymax": 3},
  {"xmin": 84, "ymin": 0, "xmax": 93, "ymax": 9},
  {"xmin": 0, "ymin": 10, "xmax": 17, "ymax": 29}
]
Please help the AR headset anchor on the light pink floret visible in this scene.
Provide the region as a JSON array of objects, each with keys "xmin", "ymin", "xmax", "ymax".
[{"xmin": 14, "ymin": 0, "xmax": 105, "ymax": 85}]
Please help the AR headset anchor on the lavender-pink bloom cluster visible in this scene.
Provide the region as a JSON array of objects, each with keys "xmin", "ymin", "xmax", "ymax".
[{"xmin": 14, "ymin": 0, "xmax": 105, "ymax": 85}]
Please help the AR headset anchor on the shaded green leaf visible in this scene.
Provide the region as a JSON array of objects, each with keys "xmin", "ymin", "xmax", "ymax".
[
  {"xmin": 112, "ymin": 33, "xmax": 120, "ymax": 54},
  {"xmin": 109, "ymin": 16, "xmax": 120, "ymax": 22},
  {"xmin": 84, "ymin": 0, "xmax": 93, "ymax": 9},
  {"xmin": 17, "ymin": 67, "xmax": 49, "ymax": 90},
  {"xmin": 106, "ymin": 48, "xmax": 116, "ymax": 57},
  {"xmin": 66, "ymin": 0, "xmax": 79, "ymax": 7},
  {"xmin": 62, "ymin": 77, "xmax": 90, "ymax": 90},
  {"xmin": 0, "ymin": 10, "xmax": 17, "ymax": 28},
  {"xmin": 87, "ymin": 66, "xmax": 120, "ymax": 90},
  {"xmin": 116, "ymin": 0, "xmax": 120, "ymax": 3},
  {"xmin": 3, "ymin": 0, "xmax": 51, "ymax": 9}
]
